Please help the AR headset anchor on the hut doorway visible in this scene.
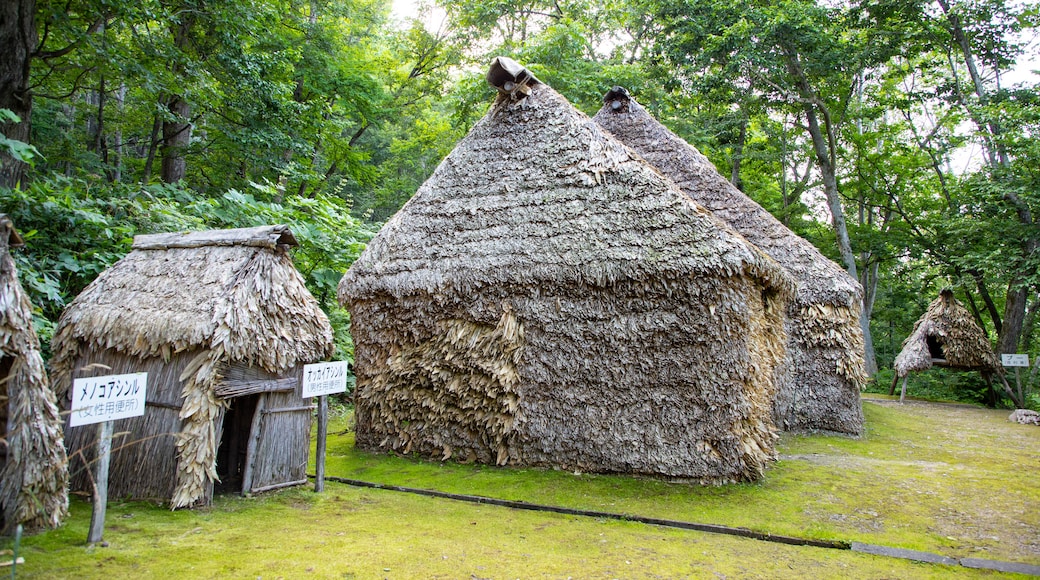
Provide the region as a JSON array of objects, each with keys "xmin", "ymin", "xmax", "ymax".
[
  {"xmin": 926, "ymin": 336, "xmax": 945, "ymax": 361},
  {"xmin": 215, "ymin": 394, "xmax": 259, "ymax": 494}
]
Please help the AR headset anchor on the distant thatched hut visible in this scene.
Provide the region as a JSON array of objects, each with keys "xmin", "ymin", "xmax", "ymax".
[
  {"xmin": 0, "ymin": 216, "xmax": 68, "ymax": 535},
  {"xmin": 52, "ymin": 226, "xmax": 333, "ymax": 508},
  {"xmin": 339, "ymin": 58, "xmax": 795, "ymax": 483},
  {"xmin": 891, "ymin": 289, "xmax": 1008, "ymax": 401},
  {"xmin": 594, "ymin": 88, "xmax": 867, "ymax": 435}
]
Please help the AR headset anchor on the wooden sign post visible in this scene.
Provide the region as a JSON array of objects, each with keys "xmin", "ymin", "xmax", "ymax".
[
  {"xmin": 301, "ymin": 362, "xmax": 348, "ymax": 493},
  {"xmin": 1002, "ymin": 354, "xmax": 1030, "ymax": 406},
  {"xmin": 69, "ymin": 372, "xmax": 147, "ymax": 545}
]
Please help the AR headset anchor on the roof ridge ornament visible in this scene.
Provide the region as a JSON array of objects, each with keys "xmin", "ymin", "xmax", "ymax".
[
  {"xmin": 486, "ymin": 56, "xmax": 540, "ymax": 101},
  {"xmin": 603, "ymin": 86, "xmax": 631, "ymax": 112}
]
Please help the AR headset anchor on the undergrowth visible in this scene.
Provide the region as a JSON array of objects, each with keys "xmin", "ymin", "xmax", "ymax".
[{"xmin": 4, "ymin": 397, "xmax": 1037, "ymax": 578}]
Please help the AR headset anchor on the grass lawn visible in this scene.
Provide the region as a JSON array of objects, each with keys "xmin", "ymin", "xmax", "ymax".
[{"xmin": 5, "ymin": 394, "xmax": 1038, "ymax": 578}]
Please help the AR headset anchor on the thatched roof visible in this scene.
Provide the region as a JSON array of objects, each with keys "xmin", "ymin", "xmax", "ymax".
[
  {"xmin": 894, "ymin": 289, "xmax": 1001, "ymax": 377},
  {"xmin": 340, "ymin": 58, "xmax": 795, "ymax": 482},
  {"xmin": 0, "ymin": 215, "xmax": 69, "ymax": 535},
  {"xmin": 51, "ymin": 224, "xmax": 332, "ymax": 508},
  {"xmin": 51, "ymin": 225, "xmax": 331, "ymax": 397},
  {"xmin": 341, "ymin": 61, "xmax": 792, "ymax": 303},
  {"xmin": 593, "ymin": 88, "xmax": 860, "ymax": 308},
  {"xmin": 594, "ymin": 87, "xmax": 867, "ymax": 435}
]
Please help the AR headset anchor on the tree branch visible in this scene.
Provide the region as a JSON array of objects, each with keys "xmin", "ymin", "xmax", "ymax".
[{"xmin": 34, "ymin": 15, "xmax": 109, "ymax": 60}]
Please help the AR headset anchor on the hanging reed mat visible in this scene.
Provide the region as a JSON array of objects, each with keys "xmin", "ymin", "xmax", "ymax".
[{"xmin": 0, "ymin": 214, "xmax": 69, "ymax": 535}]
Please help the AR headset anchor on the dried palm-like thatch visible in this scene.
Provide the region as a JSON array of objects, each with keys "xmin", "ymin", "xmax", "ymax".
[
  {"xmin": 594, "ymin": 88, "xmax": 867, "ymax": 435},
  {"xmin": 52, "ymin": 225, "xmax": 333, "ymax": 508},
  {"xmin": 893, "ymin": 289, "xmax": 1001, "ymax": 378},
  {"xmin": 0, "ymin": 215, "xmax": 69, "ymax": 535},
  {"xmin": 339, "ymin": 58, "xmax": 795, "ymax": 483}
]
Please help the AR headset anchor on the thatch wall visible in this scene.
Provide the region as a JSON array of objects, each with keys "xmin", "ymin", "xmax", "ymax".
[
  {"xmin": 593, "ymin": 88, "xmax": 867, "ymax": 435},
  {"xmin": 0, "ymin": 215, "xmax": 68, "ymax": 535},
  {"xmin": 52, "ymin": 225, "xmax": 333, "ymax": 507},
  {"xmin": 64, "ymin": 349, "xmax": 194, "ymax": 503},
  {"xmin": 341, "ymin": 58, "xmax": 794, "ymax": 482},
  {"xmin": 893, "ymin": 289, "xmax": 1001, "ymax": 377}
]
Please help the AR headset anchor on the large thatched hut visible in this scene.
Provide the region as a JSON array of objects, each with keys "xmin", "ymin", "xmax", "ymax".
[
  {"xmin": 339, "ymin": 58, "xmax": 795, "ymax": 483},
  {"xmin": 0, "ymin": 216, "xmax": 68, "ymax": 535},
  {"xmin": 891, "ymin": 289, "xmax": 1008, "ymax": 401},
  {"xmin": 594, "ymin": 87, "xmax": 867, "ymax": 435},
  {"xmin": 52, "ymin": 225, "xmax": 333, "ymax": 508}
]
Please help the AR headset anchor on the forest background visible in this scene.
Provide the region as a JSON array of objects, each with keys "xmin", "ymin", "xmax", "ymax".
[{"xmin": 1, "ymin": 0, "xmax": 1038, "ymax": 408}]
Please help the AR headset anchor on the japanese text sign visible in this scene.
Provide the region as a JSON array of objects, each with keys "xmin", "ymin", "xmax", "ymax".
[
  {"xmin": 1001, "ymin": 354, "xmax": 1030, "ymax": 368},
  {"xmin": 302, "ymin": 361, "xmax": 348, "ymax": 398},
  {"xmin": 70, "ymin": 372, "xmax": 148, "ymax": 427}
]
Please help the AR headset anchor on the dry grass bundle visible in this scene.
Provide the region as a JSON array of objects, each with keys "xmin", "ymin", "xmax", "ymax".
[
  {"xmin": 0, "ymin": 215, "xmax": 69, "ymax": 535},
  {"xmin": 594, "ymin": 88, "xmax": 867, "ymax": 435},
  {"xmin": 52, "ymin": 225, "xmax": 333, "ymax": 508},
  {"xmin": 340, "ymin": 58, "xmax": 794, "ymax": 482},
  {"xmin": 893, "ymin": 289, "xmax": 1001, "ymax": 377},
  {"xmin": 356, "ymin": 306, "xmax": 524, "ymax": 466}
]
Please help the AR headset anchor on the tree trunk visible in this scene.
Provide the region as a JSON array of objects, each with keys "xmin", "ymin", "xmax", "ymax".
[
  {"xmin": 160, "ymin": 95, "xmax": 191, "ymax": 183},
  {"xmin": 996, "ymin": 194, "xmax": 1037, "ymax": 355},
  {"xmin": 142, "ymin": 112, "xmax": 161, "ymax": 183},
  {"xmin": 803, "ymin": 105, "xmax": 857, "ymax": 279},
  {"xmin": 936, "ymin": 0, "xmax": 1009, "ymax": 168},
  {"xmin": 969, "ymin": 270, "xmax": 1003, "ymax": 334},
  {"xmin": 999, "ymin": 285, "xmax": 1029, "ymax": 355},
  {"xmin": 938, "ymin": 0, "xmax": 1036, "ymax": 363},
  {"xmin": 0, "ymin": 0, "xmax": 37, "ymax": 189},
  {"xmin": 783, "ymin": 48, "xmax": 858, "ymax": 279},
  {"xmin": 89, "ymin": 77, "xmax": 106, "ymax": 155},
  {"xmin": 782, "ymin": 48, "xmax": 872, "ymax": 374},
  {"xmin": 159, "ymin": 6, "xmax": 196, "ymax": 185},
  {"xmin": 109, "ymin": 84, "xmax": 125, "ymax": 182},
  {"xmin": 730, "ymin": 118, "xmax": 746, "ymax": 191},
  {"xmin": 1021, "ymin": 296, "xmax": 1038, "ymax": 354},
  {"xmin": 859, "ymin": 259, "xmax": 880, "ymax": 376}
]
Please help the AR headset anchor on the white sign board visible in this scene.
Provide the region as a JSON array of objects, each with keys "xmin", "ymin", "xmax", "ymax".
[
  {"xmin": 1001, "ymin": 354, "xmax": 1030, "ymax": 367},
  {"xmin": 301, "ymin": 361, "xmax": 349, "ymax": 398},
  {"xmin": 70, "ymin": 372, "xmax": 148, "ymax": 427}
]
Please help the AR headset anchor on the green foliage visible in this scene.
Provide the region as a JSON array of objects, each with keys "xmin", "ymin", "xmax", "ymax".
[
  {"xmin": 869, "ymin": 368, "xmax": 994, "ymax": 406},
  {"xmin": 352, "ymin": 105, "xmax": 463, "ymax": 221},
  {"xmin": 441, "ymin": 0, "xmax": 655, "ymax": 118},
  {"xmin": 0, "ymin": 176, "xmax": 375, "ymax": 362},
  {"xmin": 0, "ymin": 110, "xmax": 40, "ymax": 166},
  {"xmin": 0, "ymin": 177, "xmax": 192, "ymax": 345}
]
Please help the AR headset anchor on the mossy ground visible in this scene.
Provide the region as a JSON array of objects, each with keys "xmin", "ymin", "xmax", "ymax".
[{"xmin": 4, "ymin": 394, "xmax": 1038, "ymax": 578}]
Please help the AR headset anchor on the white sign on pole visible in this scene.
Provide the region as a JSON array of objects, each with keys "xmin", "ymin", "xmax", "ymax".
[
  {"xmin": 1001, "ymin": 354, "xmax": 1030, "ymax": 368},
  {"xmin": 70, "ymin": 372, "xmax": 148, "ymax": 427},
  {"xmin": 301, "ymin": 361, "xmax": 348, "ymax": 398}
]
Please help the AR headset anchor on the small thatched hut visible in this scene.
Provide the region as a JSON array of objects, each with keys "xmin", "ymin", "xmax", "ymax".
[
  {"xmin": 0, "ymin": 215, "xmax": 68, "ymax": 535},
  {"xmin": 52, "ymin": 225, "xmax": 333, "ymax": 508},
  {"xmin": 594, "ymin": 87, "xmax": 867, "ymax": 435},
  {"xmin": 339, "ymin": 58, "xmax": 795, "ymax": 483},
  {"xmin": 891, "ymin": 289, "xmax": 1008, "ymax": 401}
]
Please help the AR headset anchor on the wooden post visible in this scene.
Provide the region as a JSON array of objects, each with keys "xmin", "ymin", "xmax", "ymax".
[
  {"xmin": 9, "ymin": 524, "xmax": 22, "ymax": 577},
  {"xmin": 314, "ymin": 395, "xmax": 327, "ymax": 493},
  {"xmin": 899, "ymin": 376, "xmax": 909, "ymax": 403},
  {"xmin": 1015, "ymin": 368, "xmax": 1024, "ymax": 407},
  {"xmin": 87, "ymin": 420, "xmax": 113, "ymax": 545}
]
